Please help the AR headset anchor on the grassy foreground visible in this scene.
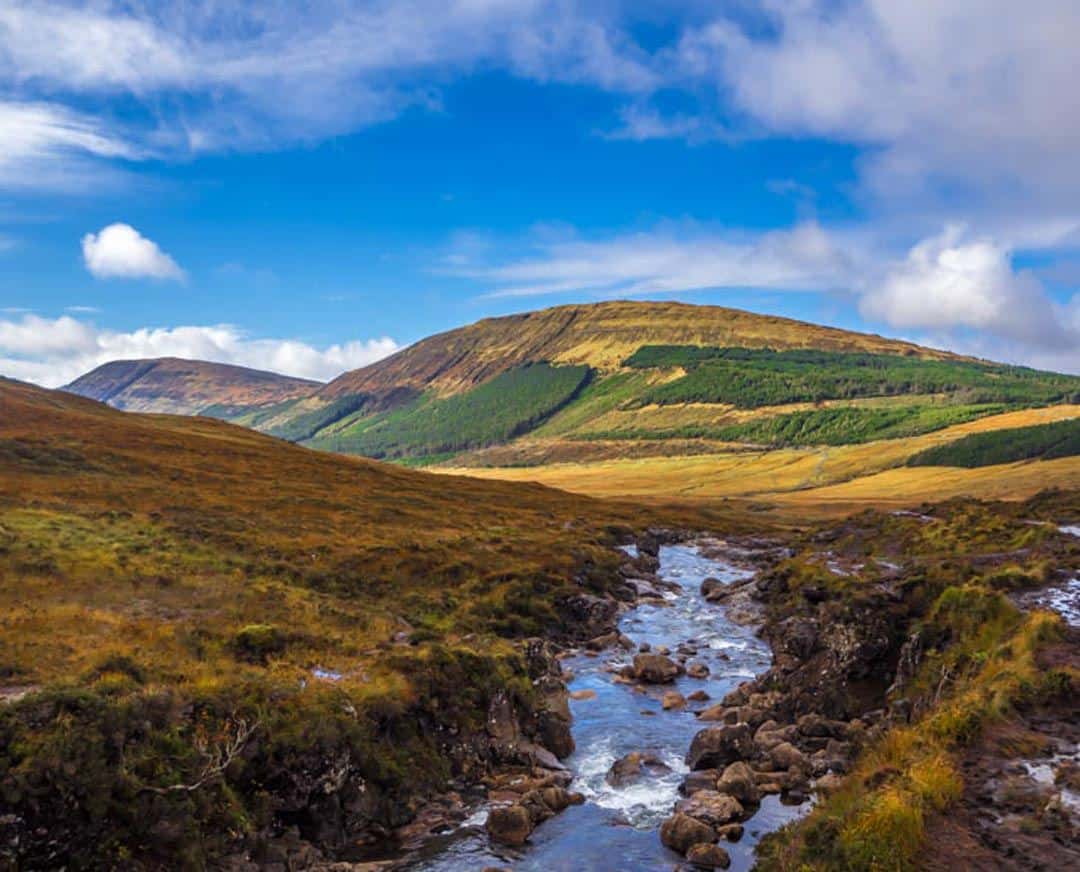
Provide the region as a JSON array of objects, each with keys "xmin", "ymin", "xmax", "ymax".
[
  {"xmin": 756, "ymin": 495, "xmax": 1080, "ymax": 870},
  {"xmin": 0, "ymin": 377, "xmax": 739, "ymax": 868}
]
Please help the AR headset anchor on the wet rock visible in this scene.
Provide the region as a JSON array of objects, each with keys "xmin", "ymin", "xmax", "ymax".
[
  {"xmin": 781, "ymin": 789, "xmax": 808, "ymax": 805},
  {"xmin": 681, "ymin": 770, "xmax": 720, "ymax": 796},
  {"xmin": 663, "ymin": 691, "xmax": 687, "ymax": 710},
  {"xmin": 754, "ymin": 722, "xmax": 798, "ymax": 752},
  {"xmin": 687, "ymin": 690, "xmax": 711, "ymax": 702},
  {"xmin": 537, "ymin": 711, "xmax": 575, "ymax": 759},
  {"xmin": 701, "ymin": 577, "xmax": 725, "ymax": 598},
  {"xmin": 686, "ymin": 842, "xmax": 732, "ymax": 869},
  {"xmin": 518, "ymin": 741, "xmax": 568, "ymax": 771},
  {"xmin": 716, "ymin": 823, "xmax": 744, "ymax": 842},
  {"xmin": 769, "ymin": 742, "xmax": 809, "ymax": 772},
  {"xmin": 659, "ymin": 813, "xmax": 716, "ymax": 855},
  {"xmin": 606, "ymin": 751, "xmax": 672, "ymax": 787},
  {"xmin": 686, "ymin": 661, "xmax": 711, "ymax": 679},
  {"xmin": 632, "ymin": 653, "xmax": 682, "ymax": 684},
  {"xmin": 538, "ymin": 786, "xmax": 584, "ymax": 813},
  {"xmin": 639, "ymin": 641, "xmax": 651, "ymax": 653},
  {"xmin": 486, "ymin": 805, "xmax": 532, "ymax": 846},
  {"xmin": 687, "ymin": 724, "xmax": 753, "ymax": 771},
  {"xmin": 717, "ymin": 762, "xmax": 760, "ymax": 805},
  {"xmin": 570, "ymin": 689, "xmax": 597, "ymax": 701},
  {"xmin": 675, "ymin": 791, "xmax": 744, "ymax": 827},
  {"xmin": 695, "ymin": 704, "xmax": 733, "ymax": 723}
]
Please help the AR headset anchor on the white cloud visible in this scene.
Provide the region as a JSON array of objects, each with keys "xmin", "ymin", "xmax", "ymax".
[
  {"xmin": 0, "ymin": 100, "xmax": 140, "ymax": 191},
  {"xmin": 673, "ymin": 1, "xmax": 1080, "ymax": 215},
  {"xmin": 450, "ymin": 220, "xmax": 1080, "ymax": 373},
  {"xmin": 0, "ymin": 1, "xmax": 653, "ymax": 163},
  {"xmin": 859, "ymin": 225, "xmax": 1072, "ymax": 347},
  {"xmin": 0, "ymin": 314, "xmax": 399, "ymax": 387},
  {"xmin": 458, "ymin": 222, "xmax": 855, "ymax": 298},
  {"xmin": 81, "ymin": 223, "xmax": 184, "ymax": 280}
]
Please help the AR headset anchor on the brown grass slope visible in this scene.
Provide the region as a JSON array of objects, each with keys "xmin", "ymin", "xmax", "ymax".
[
  {"xmin": 0, "ymin": 376, "xmax": 753, "ymax": 868},
  {"xmin": 64, "ymin": 356, "xmax": 321, "ymax": 415},
  {"xmin": 319, "ymin": 300, "xmax": 960, "ymax": 400}
]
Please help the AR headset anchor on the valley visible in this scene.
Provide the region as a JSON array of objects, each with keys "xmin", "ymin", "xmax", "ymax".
[
  {"xmin": 15, "ymin": 300, "xmax": 1080, "ymax": 870},
  {"xmin": 63, "ymin": 302, "xmax": 1080, "ymax": 513}
]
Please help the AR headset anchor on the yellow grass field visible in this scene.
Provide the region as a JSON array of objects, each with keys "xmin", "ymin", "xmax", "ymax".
[{"xmin": 438, "ymin": 404, "xmax": 1080, "ymax": 511}]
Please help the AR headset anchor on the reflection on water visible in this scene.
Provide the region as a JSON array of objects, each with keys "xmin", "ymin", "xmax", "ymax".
[{"xmin": 407, "ymin": 545, "xmax": 808, "ymax": 871}]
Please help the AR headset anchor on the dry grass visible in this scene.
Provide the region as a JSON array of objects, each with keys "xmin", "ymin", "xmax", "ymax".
[{"xmin": 440, "ymin": 405, "xmax": 1080, "ymax": 511}]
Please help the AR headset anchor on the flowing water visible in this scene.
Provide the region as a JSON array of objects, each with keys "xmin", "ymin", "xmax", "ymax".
[{"xmin": 407, "ymin": 544, "xmax": 808, "ymax": 871}]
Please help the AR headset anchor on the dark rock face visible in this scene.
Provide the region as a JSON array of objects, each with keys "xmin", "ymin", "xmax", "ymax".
[
  {"xmin": 686, "ymin": 724, "xmax": 753, "ymax": 771},
  {"xmin": 559, "ymin": 594, "xmax": 620, "ymax": 640}
]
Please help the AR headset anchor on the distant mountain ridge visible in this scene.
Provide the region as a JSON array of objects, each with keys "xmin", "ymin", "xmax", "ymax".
[
  {"xmin": 59, "ymin": 302, "xmax": 1080, "ymax": 469},
  {"xmin": 64, "ymin": 357, "xmax": 321, "ymax": 416}
]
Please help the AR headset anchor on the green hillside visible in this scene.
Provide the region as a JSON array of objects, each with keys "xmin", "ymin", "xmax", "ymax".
[{"xmin": 62, "ymin": 304, "xmax": 1080, "ymax": 470}]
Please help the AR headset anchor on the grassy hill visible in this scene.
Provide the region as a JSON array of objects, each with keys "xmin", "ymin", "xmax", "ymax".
[
  {"xmin": 225, "ymin": 302, "xmax": 1074, "ymax": 460},
  {"xmin": 64, "ymin": 356, "xmax": 321, "ymax": 416},
  {"xmin": 60, "ymin": 303, "xmax": 1080, "ymax": 503},
  {"xmin": 2, "ymin": 376, "xmax": 732, "ymax": 868}
]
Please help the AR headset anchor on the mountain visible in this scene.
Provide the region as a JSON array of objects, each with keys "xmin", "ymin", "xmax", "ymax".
[
  {"xmin": 241, "ymin": 301, "xmax": 1079, "ymax": 473},
  {"xmin": 63, "ymin": 356, "xmax": 320, "ymax": 416},
  {"xmin": 318, "ymin": 300, "xmax": 954, "ymax": 399}
]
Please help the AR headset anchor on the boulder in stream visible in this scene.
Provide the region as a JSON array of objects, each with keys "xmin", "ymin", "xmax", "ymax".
[
  {"xmin": 686, "ymin": 661, "xmax": 711, "ymax": 679},
  {"xmin": 659, "ymin": 813, "xmax": 716, "ymax": 855},
  {"xmin": 632, "ymin": 652, "xmax": 683, "ymax": 684},
  {"xmin": 662, "ymin": 691, "xmax": 687, "ymax": 710},
  {"xmin": 686, "ymin": 842, "xmax": 732, "ymax": 869},
  {"xmin": 606, "ymin": 751, "xmax": 672, "ymax": 787}
]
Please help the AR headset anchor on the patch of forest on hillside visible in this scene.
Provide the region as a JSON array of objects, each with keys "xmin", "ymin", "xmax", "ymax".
[
  {"xmin": 582, "ymin": 404, "xmax": 1006, "ymax": 447},
  {"xmin": 908, "ymin": 418, "xmax": 1080, "ymax": 467},
  {"xmin": 626, "ymin": 346, "xmax": 1080, "ymax": 409},
  {"xmin": 307, "ymin": 363, "xmax": 592, "ymax": 458}
]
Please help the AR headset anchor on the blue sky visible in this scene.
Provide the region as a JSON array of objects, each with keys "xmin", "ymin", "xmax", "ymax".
[{"xmin": 1, "ymin": 1, "xmax": 1079, "ymax": 385}]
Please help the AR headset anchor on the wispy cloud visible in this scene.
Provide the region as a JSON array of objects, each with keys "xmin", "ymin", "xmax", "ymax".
[
  {"xmin": 454, "ymin": 222, "xmax": 857, "ymax": 299},
  {"xmin": 0, "ymin": 0, "xmax": 654, "ymax": 181},
  {"xmin": 0, "ymin": 100, "xmax": 141, "ymax": 191},
  {"xmin": 448, "ymin": 220, "xmax": 1080, "ymax": 373},
  {"xmin": 0, "ymin": 314, "xmax": 399, "ymax": 387}
]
